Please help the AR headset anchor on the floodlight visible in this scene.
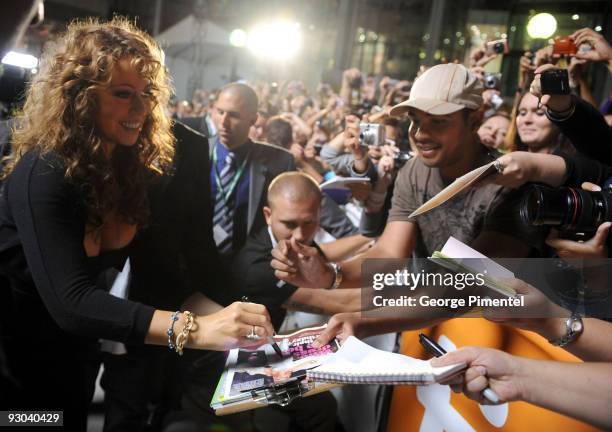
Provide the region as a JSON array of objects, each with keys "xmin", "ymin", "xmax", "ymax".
[
  {"xmin": 1, "ymin": 51, "xmax": 38, "ymax": 69},
  {"xmin": 527, "ymin": 13, "xmax": 557, "ymax": 39},
  {"xmin": 247, "ymin": 21, "xmax": 301, "ymax": 60}
]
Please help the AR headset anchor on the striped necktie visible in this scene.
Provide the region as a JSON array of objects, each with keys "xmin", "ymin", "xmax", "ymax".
[{"xmin": 213, "ymin": 151, "xmax": 236, "ymax": 254}]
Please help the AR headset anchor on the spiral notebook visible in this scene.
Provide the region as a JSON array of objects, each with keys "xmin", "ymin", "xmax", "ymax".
[{"xmin": 306, "ymin": 336, "xmax": 466, "ymax": 384}]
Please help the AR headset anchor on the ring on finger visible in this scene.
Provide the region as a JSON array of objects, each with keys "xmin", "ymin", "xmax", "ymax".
[
  {"xmin": 246, "ymin": 325, "xmax": 260, "ymax": 341},
  {"xmin": 493, "ymin": 159, "xmax": 504, "ymax": 173}
]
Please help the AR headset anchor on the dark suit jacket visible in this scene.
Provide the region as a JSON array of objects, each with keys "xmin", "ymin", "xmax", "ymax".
[
  {"xmin": 231, "ymin": 227, "xmax": 299, "ymax": 330},
  {"xmin": 238, "ymin": 140, "xmax": 296, "ymax": 240},
  {"xmin": 129, "ymin": 121, "xmax": 227, "ymax": 308},
  {"xmin": 179, "ymin": 115, "xmax": 210, "ymax": 138}
]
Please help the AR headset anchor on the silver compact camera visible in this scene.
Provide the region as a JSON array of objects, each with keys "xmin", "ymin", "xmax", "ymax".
[{"xmin": 359, "ymin": 123, "xmax": 385, "ymax": 147}]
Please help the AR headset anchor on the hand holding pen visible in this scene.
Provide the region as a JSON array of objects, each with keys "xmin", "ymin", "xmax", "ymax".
[
  {"xmin": 420, "ymin": 334, "xmax": 502, "ymax": 404},
  {"xmin": 242, "ymin": 296, "xmax": 284, "ymax": 358}
]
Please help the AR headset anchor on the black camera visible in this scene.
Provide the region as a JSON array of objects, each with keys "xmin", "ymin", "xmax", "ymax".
[
  {"xmin": 483, "ymin": 73, "xmax": 501, "ymax": 90},
  {"xmin": 349, "ymin": 75, "xmax": 363, "ymax": 90},
  {"xmin": 393, "ymin": 151, "xmax": 412, "ymax": 168},
  {"xmin": 521, "ymin": 184, "xmax": 612, "ymax": 236},
  {"xmin": 486, "ymin": 39, "xmax": 508, "ymax": 55},
  {"xmin": 491, "ymin": 41, "xmax": 506, "ymax": 54},
  {"xmin": 540, "ymin": 69, "xmax": 570, "ymax": 95}
]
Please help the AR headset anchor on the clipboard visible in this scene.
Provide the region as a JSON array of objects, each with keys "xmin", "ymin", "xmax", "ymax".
[
  {"xmin": 213, "ymin": 378, "xmax": 339, "ymax": 415},
  {"xmin": 210, "ymin": 324, "xmax": 341, "ymax": 415}
]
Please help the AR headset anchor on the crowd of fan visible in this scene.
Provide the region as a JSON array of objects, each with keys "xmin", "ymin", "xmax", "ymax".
[{"xmin": 170, "ymin": 27, "xmax": 612, "ymax": 239}]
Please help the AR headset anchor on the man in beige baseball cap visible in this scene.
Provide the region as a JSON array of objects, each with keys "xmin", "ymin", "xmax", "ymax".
[
  {"xmin": 271, "ymin": 61, "xmax": 545, "ymax": 351},
  {"xmin": 385, "ymin": 63, "xmax": 486, "ymax": 177}
]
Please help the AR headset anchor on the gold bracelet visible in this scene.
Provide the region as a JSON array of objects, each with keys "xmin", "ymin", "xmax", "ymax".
[{"xmin": 174, "ymin": 311, "xmax": 197, "ymax": 356}]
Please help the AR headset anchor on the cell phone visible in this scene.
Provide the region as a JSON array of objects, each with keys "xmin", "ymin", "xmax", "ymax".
[
  {"xmin": 485, "ymin": 39, "xmax": 509, "ymax": 55},
  {"xmin": 540, "ymin": 69, "xmax": 570, "ymax": 95},
  {"xmin": 553, "ymin": 36, "xmax": 577, "ymax": 57}
]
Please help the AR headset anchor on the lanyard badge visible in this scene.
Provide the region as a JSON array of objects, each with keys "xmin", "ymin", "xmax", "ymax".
[{"xmin": 213, "ymin": 142, "xmax": 251, "ymax": 204}]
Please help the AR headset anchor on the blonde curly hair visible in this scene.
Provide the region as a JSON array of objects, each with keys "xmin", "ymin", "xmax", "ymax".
[{"xmin": 4, "ymin": 17, "xmax": 175, "ymax": 229}]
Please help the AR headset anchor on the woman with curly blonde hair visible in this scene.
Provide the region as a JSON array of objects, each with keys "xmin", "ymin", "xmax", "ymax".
[{"xmin": 0, "ymin": 18, "xmax": 273, "ymax": 429}]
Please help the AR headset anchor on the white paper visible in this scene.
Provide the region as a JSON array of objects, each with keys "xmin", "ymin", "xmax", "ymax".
[
  {"xmin": 440, "ymin": 236, "xmax": 514, "ymax": 278},
  {"xmin": 100, "ymin": 258, "xmax": 131, "ymax": 355}
]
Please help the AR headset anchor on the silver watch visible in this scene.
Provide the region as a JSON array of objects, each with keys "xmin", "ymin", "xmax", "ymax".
[
  {"xmin": 548, "ymin": 313, "xmax": 583, "ymax": 347},
  {"xmin": 327, "ymin": 262, "xmax": 343, "ymax": 290}
]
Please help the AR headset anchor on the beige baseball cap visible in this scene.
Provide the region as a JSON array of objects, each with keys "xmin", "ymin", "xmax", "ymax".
[{"xmin": 389, "ymin": 63, "xmax": 483, "ymax": 116}]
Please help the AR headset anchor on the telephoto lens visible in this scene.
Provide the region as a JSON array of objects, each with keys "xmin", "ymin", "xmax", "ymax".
[
  {"xmin": 522, "ymin": 185, "xmax": 612, "ymax": 309},
  {"xmin": 521, "ymin": 185, "xmax": 612, "ymax": 235}
]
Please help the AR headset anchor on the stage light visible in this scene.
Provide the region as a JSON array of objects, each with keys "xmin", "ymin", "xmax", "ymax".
[
  {"xmin": 247, "ymin": 20, "xmax": 301, "ymax": 60},
  {"xmin": 1, "ymin": 51, "xmax": 38, "ymax": 69},
  {"xmin": 229, "ymin": 29, "xmax": 247, "ymax": 47},
  {"xmin": 527, "ymin": 13, "xmax": 557, "ymax": 39}
]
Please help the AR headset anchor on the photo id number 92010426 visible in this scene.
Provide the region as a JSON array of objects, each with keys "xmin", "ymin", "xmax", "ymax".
[{"xmin": 0, "ymin": 411, "xmax": 63, "ymax": 426}]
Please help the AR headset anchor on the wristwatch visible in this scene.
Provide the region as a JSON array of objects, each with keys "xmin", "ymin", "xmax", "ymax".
[
  {"xmin": 548, "ymin": 313, "xmax": 584, "ymax": 347},
  {"xmin": 327, "ymin": 262, "xmax": 343, "ymax": 290}
]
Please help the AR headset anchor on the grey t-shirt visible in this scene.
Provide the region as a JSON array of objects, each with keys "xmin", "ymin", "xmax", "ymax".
[{"xmin": 387, "ymin": 147, "xmax": 545, "ymax": 258}]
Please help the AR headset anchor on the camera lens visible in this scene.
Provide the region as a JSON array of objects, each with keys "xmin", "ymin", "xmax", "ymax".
[
  {"xmin": 521, "ymin": 186, "xmax": 567, "ymax": 226},
  {"xmin": 360, "ymin": 132, "xmax": 374, "ymax": 146},
  {"xmin": 521, "ymin": 185, "xmax": 611, "ymax": 233}
]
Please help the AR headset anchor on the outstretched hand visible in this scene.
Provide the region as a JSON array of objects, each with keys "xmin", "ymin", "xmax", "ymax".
[
  {"xmin": 432, "ymin": 346, "xmax": 525, "ymax": 405},
  {"xmin": 312, "ymin": 312, "xmax": 364, "ymax": 348},
  {"xmin": 546, "ymin": 182, "xmax": 611, "ymax": 259},
  {"xmin": 483, "ymin": 277, "xmax": 569, "ymax": 337}
]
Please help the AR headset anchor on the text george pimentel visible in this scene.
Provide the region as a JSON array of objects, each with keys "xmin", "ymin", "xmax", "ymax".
[{"xmin": 370, "ymin": 269, "xmax": 525, "ymax": 309}]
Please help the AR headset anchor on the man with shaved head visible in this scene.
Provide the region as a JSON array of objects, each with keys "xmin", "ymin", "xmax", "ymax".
[
  {"xmin": 235, "ymin": 171, "xmax": 363, "ymax": 329},
  {"xmin": 206, "ymin": 82, "xmax": 357, "ymax": 261},
  {"xmin": 265, "ymin": 171, "xmax": 322, "ymax": 240},
  {"xmin": 208, "ymin": 82, "xmax": 296, "ymax": 258}
]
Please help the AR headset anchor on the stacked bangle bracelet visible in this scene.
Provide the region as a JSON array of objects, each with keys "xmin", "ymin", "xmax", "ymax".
[{"xmin": 166, "ymin": 310, "xmax": 198, "ymax": 355}]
